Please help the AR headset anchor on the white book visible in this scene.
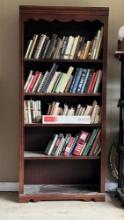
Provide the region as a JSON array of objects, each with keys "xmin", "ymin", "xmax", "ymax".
[
  {"xmin": 92, "ymin": 29, "xmax": 101, "ymax": 59},
  {"xmin": 91, "ymin": 104, "xmax": 99, "ymax": 123},
  {"xmin": 24, "ymin": 101, "xmax": 28, "ymax": 123},
  {"xmin": 28, "ymin": 34, "xmax": 39, "ymax": 59},
  {"xmin": 48, "ymin": 134, "xmax": 59, "ymax": 155},
  {"xmin": 24, "ymin": 39, "xmax": 33, "ymax": 59},
  {"xmin": 34, "ymin": 34, "xmax": 46, "ymax": 59},
  {"xmin": 69, "ymin": 35, "xmax": 80, "ymax": 59},
  {"xmin": 51, "ymin": 102, "xmax": 60, "ymax": 115},
  {"xmin": 93, "ymin": 70, "xmax": 102, "ymax": 93},
  {"xmin": 75, "ymin": 104, "xmax": 81, "ymax": 115},
  {"xmin": 66, "ymin": 108, "xmax": 75, "ymax": 116},
  {"xmin": 83, "ymin": 105, "xmax": 93, "ymax": 116},
  {"xmin": 27, "ymin": 101, "xmax": 32, "ymax": 123},
  {"xmin": 64, "ymin": 36, "xmax": 75, "ymax": 59},
  {"xmin": 24, "ymin": 70, "xmax": 33, "ymax": 91}
]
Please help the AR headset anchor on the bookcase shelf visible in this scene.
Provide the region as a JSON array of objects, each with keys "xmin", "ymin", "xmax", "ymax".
[
  {"xmin": 24, "ymin": 92, "xmax": 102, "ymax": 97},
  {"xmin": 24, "ymin": 151, "xmax": 100, "ymax": 160},
  {"xmin": 19, "ymin": 5, "xmax": 108, "ymax": 202},
  {"xmin": 24, "ymin": 58, "xmax": 103, "ymax": 63},
  {"xmin": 24, "ymin": 123, "xmax": 101, "ymax": 128}
]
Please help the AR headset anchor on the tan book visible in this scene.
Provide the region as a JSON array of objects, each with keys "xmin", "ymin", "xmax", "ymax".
[
  {"xmin": 94, "ymin": 28, "xmax": 103, "ymax": 60},
  {"xmin": 82, "ymin": 41, "xmax": 91, "ymax": 60}
]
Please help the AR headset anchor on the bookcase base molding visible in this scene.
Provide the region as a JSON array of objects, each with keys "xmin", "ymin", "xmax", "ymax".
[{"xmin": 19, "ymin": 185, "xmax": 105, "ymax": 202}]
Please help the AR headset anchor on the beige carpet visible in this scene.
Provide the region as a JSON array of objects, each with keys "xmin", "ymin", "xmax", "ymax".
[{"xmin": 0, "ymin": 192, "xmax": 123, "ymax": 220}]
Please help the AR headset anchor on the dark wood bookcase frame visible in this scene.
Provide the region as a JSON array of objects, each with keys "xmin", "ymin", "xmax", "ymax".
[{"xmin": 19, "ymin": 5, "xmax": 109, "ymax": 202}]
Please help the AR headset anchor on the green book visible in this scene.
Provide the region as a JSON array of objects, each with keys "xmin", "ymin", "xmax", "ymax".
[{"xmin": 82, "ymin": 128, "xmax": 99, "ymax": 156}]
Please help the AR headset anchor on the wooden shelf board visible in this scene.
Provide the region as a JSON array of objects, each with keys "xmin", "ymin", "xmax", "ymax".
[
  {"xmin": 24, "ymin": 151, "xmax": 100, "ymax": 160},
  {"xmin": 24, "ymin": 58, "xmax": 103, "ymax": 63},
  {"xmin": 24, "ymin": 123, "xmax": 101, "ymax": 128},
  {"xmin": 19, "ymin": 184, "xmax": 105, "ymax": 202},
  {"xmin": 24, "ymin": 92, "xmax": 101, "ymax": 97}
]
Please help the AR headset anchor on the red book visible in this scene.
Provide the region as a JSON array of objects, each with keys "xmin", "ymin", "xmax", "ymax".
[
  {"xmin": 89, "ymin": 71, "xmax": 98, "ymax": 93},
  {"xmin": 64, "ymin": 137, "xmax": 75, "ymax": 156},
  {"xmin": 28, "ymin": 71, "xmax": 40, "ymax": 92},
  {"xmin": 87, "ymin": 71, "xmax": 97, "ymax": 93},
  {"xmin": 73, "ymin": 131, "xmax": 89, "ymax": 156}
]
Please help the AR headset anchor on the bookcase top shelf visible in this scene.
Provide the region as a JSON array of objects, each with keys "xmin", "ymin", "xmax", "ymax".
[{"xmin": 20, "ymin": 6, "xmax": 109, "ymax": 23}]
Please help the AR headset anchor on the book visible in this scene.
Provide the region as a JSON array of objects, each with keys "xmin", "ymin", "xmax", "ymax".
[
  {"xmin": 82, "ymin": 128, "xmax": 99, "ymax": 156},
  {"xmin": 55, "ymin": 66, "xmax": 74, "ymax": 93},
  {"xmin": 40, "ymin": 63, "xmax": 58, "ymax": 93},
  {"xmin": 89, "ymin": 130, "xmax": 101, "ymax": 156},
  {"xmin": 51, "ymin": 134, "xmax": 64, "ymax": 155},
  {"xmin": 93, "ymin": 70, "xmax": 102, "ymax": 93},
  {"xmin": 34, "ymin": 34, "xmax": 47, "ymax": 59},
  {"xmin": 42, "ymin": 115, "xmax": 91, "ymax": 124},
  {"xmin": 73, "ymin": 131, "xmax": 89, "ymax": 156},
  {"xmin": 64, "ymin": 36, "xmax": 75, "ymax": 59},
  {"xmin": 28, "ymin": 34, "xmax": 39, "ymax": 59},
  {"xmin": 24, "ymin": 39, "xmax": 33, "ymax": 59},
  {"xmin": 24, "ymin": 70, "xmax": 33, "ymax": 92},
  {"xmin": 45, "ymin": 134, "xmax": 59, "ymax": 155}
]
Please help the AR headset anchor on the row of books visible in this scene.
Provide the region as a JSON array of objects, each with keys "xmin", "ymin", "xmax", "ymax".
[
  {"xmin": 24, "ymin": 100, "xmax": 42, "ymax": 124},
  {"xmin": 24, "ymin": 64, "xmax": 102, "ymax": 94},
  {"xmin": 44, "ymin": 128, "xmax": 101, "ymax": 156},
  {"xmin": 24, "ymin": 27, "xmax": 103, "ymax": 60},
  {"xmin": 46, "ymin": 100, "xmax": 100, "ymax": 124},
  {"xmin": 24, "ymin": 99, "xmax": 100, "ymax": 124}
]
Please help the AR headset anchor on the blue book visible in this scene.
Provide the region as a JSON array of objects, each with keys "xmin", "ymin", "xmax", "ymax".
[
  {"xmin": 72, "ymin": 68, "xmax": 83, "ymax": 93},
  {"xmin": 69, "ymin": 68, "xmax": 79, "ymax": 93},
  {"xmin": 76, "ymin": 68, "xmax": 87, "ymax": 92},
  {"xmin": 80, "ymin": 69, "xmax": 91, "ymax": 93}
]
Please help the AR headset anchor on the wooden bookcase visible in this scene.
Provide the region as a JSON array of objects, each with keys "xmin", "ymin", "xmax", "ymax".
[{"xmin": 19, "ymin": 6, "xmax": 109, "ymax": 202}]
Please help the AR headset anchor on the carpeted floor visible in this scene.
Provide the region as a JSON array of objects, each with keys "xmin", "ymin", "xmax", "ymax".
[{"xmin": 0, "ymin": 192, "xmax": 123, "ymax": 220}]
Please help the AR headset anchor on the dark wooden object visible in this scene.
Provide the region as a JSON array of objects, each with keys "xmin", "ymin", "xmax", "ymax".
[
  {"xmin": 115, "ymin": 51, "xmax": 124, "ymax": 206},
  {"xmin": 19, "ymin": 6, "xmax": 109, "ymax": 202}
]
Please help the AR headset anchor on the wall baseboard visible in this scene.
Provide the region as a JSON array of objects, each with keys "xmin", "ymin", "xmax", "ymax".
[
  {"xmin": 0, "ymin": 182, "xmax": 19, "ymax": 191},
  {"xmin": 0, "ymin": 182, "xmax": 117, "ymax": 192}
]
